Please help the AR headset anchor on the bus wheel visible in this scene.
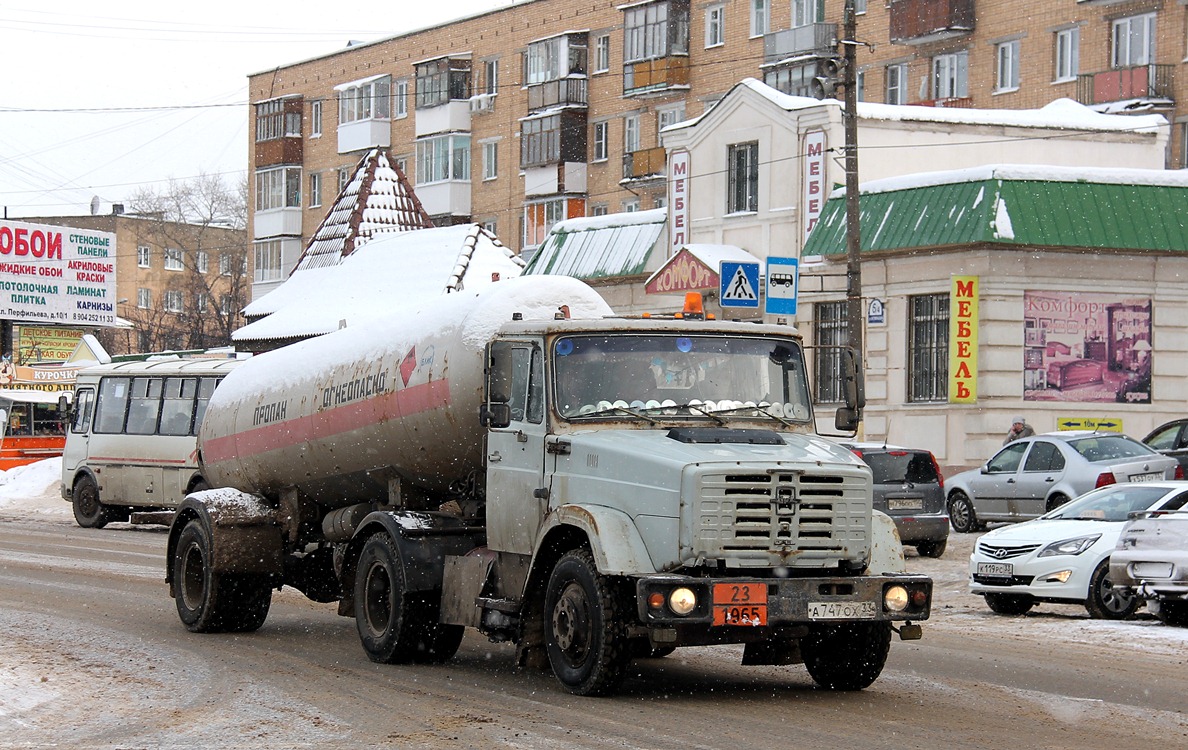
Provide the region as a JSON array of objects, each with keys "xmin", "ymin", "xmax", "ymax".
[{"xmin": 72, "ymin": 476, "xmax": 118, "ymax": 529}]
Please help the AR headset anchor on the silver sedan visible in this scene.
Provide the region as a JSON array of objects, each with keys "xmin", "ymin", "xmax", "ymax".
[{"xmin": 947, "ymin": 431, "xmax": 1181, "ymax": 533}]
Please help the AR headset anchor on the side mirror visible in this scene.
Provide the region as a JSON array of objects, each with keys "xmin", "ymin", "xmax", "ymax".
[
  {"xmin": 480, "ymin": 403, "xmax": 512, "ymax": 429},
  {"xmin": 487, "ymin": 341, "xmax": 514, "ymax": 404},
  {"xmin": 834, "ymin": 406, "xmax": 860, "ymax": 432},
  {"xmin": 58, "ymin": 394, "xmax": 70, "ymax": 413},
  {"xmin": 834, "ymin": 347, "xmax": 865, "ymax": 432}
]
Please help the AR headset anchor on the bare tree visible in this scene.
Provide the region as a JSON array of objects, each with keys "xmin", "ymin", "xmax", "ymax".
[{"xmin": 103, "ymin": 174, "xmax": 250, "ymax": 353}]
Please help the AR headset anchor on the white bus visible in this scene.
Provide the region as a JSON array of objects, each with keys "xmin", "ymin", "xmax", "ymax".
[{"xmin": 61, "ymin": 358, "xmax": 245, "ymax": 528}]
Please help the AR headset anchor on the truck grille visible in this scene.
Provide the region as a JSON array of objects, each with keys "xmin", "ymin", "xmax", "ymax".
[{"xmin": 691, "ymin": 469, "xmax": 871, "ymax": 568}]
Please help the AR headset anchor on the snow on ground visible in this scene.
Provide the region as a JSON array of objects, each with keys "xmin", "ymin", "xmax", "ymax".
[{"xmin": 0, "ymin": 458, "xmax": 68, "ymax": 519}]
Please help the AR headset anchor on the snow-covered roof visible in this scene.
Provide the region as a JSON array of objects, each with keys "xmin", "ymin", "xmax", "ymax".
[
  {"xmin": 681, "ymin": 244, "xmax": 757, "ymax": 268},
  {"xmin": 524, "ymin": 208, "xmax": 667, "ymax": 280},
  {"xmin": 831, "ymin": 163, "xmax": 1188, "ymax": 198},
  {"xmin": 233, "ymin": 225, "xmax": 525, "ymax": 344},
  {"xmin": 666, "ymin": 77, "xmax": 1168, "ymax": 135}
]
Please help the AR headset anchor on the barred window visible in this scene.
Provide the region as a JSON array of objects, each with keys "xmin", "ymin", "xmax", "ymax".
[
  {"xmin": 909, "ymin": 293, "xmax": 950, "ymax": 402},
  {"xmin": 813, "ymin": 301, "xmax": 848, "ymax": 404},
  {"xmin": 727, "ymin": 142, "xmax": 759, "ymax": 214}
]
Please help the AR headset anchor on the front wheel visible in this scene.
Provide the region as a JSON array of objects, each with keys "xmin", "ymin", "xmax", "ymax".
[
  {"xmin": 1085, "ymin": 559, "xmax": 1138, "ymax": 620},
  {"xmin": 173, "ymin": 519, "xmax": 272, "ymax": 633},
  {"xmin": 948, "ymin": 491, "xmax": 980, "ymax": 533},
  {"xmin": 983, "ymin": 592, "xmax": 1034, "ymax": 616},
  {"xmin": 72, "ymin": 475, "xmax": 121, "ymax": 529},
  {"xmin": 1150, "ymin": 600, "xmax": 1188, "ymax": 627},
  {"xmin": 544, "ymin": 549, "xmax": 631, "ymax": 696},
  {"xmin": 802, "ymin": 621, "xmax": 892, "ymax": 691},
  {"xmin": 354, "ymin": 533, "xmax": 462, "ymax": 664}
]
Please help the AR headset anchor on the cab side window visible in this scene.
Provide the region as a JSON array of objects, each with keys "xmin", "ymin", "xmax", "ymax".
[
  {"xmin": 71, "ymin": 388, "xmax": 95, "ymax": 433},
  {"xmin": 507, "ymin": 346, "xmax": 543, "ymax": 424}
]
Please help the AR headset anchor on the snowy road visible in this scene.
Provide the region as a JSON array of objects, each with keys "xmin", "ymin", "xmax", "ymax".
[{"xmin": 2, "ymin": 511, "xmax": 1185, "ymax": 749}]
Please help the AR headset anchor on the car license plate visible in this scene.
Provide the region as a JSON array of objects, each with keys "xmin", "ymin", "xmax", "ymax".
[
  {"xmin": 712, "ymin": 582, "xmax": 767, "ymax": 626},
  {"xmin": 977, "ymin": 562, "xmax": 1013, "ymax": 577},
  {"xmin": 807, "ymin": 601, "xmax": 877, "ymax": 620},
  {"xmin": 1132, "ymin": 562, "xmax": 1173, "ymax": 579},
  {"xmin": 1129, "ymin": 472, "xmax": 1162, "ymax": 482},
  {"xmin": 888, "ymin": 497, "xmax": 923, "ymax": 510}
]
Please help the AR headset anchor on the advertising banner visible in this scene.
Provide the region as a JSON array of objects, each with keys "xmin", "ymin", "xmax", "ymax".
[
  {"xmin": 0, "ymin": 220, "xmax": 118, "ymax": 327},
  {"xmin": 948, "ymin": 276, "xmax": 978, "ymax": 403}
]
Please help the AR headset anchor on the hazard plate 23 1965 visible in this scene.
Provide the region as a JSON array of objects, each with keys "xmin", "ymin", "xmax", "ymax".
[
  {"xmin": 712, "ymin": 582, "xmax": 768, "ymax": 626},
  {"xmin": 808, "ymin": 601, "xmax": 878, "ymax": 620}
]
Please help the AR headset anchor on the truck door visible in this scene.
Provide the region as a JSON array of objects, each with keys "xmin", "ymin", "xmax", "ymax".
[{"xmin": 485, "ymin": 342, "xmax": 547, "ymax": 555}]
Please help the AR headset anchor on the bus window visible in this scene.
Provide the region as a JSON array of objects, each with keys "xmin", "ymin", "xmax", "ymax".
[
  {"xmin": 126, "ymin": 377, "xmax": 163, "ymax": 436},
  {"xmin": 194, "ymin": 378, "xmax": 220, "ymax": 434},
  {"xmin": 96, "ymin": 378, "xmax": 130, "ymax": 433},
  {"xmin": 72, "ymin": 388, "xmax": 95, "ymax": 433},
  {"xmin": 160, "ymin": 378, "xmax": 197, "ymax": 436}
]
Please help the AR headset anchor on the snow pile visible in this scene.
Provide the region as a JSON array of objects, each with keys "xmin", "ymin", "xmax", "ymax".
[{"xmin": 0, "ymin": 457, "xmax": 68, "ymax": 517}]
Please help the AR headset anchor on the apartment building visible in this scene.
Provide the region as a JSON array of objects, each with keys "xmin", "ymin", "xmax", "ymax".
[{"xmin": 247, "ymin": 0, "xmax": 1188, "ymax": 300}]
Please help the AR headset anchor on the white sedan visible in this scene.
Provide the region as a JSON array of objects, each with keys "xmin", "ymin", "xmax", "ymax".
[{"xmin": 969, "ymin": 481, "xmax": 1188, "ymax": 619}]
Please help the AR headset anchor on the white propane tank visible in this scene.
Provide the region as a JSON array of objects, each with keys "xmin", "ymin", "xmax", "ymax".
[{"xmin": 199, "ymin": 276, "xmax": 612, "ymax": 507}]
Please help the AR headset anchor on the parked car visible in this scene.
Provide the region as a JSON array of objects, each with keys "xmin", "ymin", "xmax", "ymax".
[
  {"xmin": 841, "ymin": 442, "xmax": 949, "ymax": 558},
  {"xmin": 1143, "ymin": 419, "xmax": 1188, "ymax": 472},
  {"xmin": 969, "ymin": 481, "xmax": 1188, "ymax": 619},
  {"xmin": 1111, "ymin": 506, "xmax": 1188, "ymax": 627},
  {"xmin": 946, "ymin": 431, "xmax": 1181, "ymax": 533}
]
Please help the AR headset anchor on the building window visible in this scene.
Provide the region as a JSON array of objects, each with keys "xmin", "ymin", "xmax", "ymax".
[
  {"xmin": 856, "ymin": 69, "xmax": 865, "ymax": 101},
  {"xmin": 483, "ymin": 59, "xmax": 499, "ymax": 96},
  {"xmin": 527, "ymin": 35, "xmax": 586, "ymax": 85},
  {"xmin": 590, "ymin": 203, "xmax": 609, "ymax": 217},
  {"xmin": 394, "ymin": 79, "xmax": 409, "ymax": 118},
  {"xmin": 338, "ymin": 167, "xmax": 351, "ymax": 194},
  {"xmin": 623, "ymin": 0, "xmax": 690, "ymax": 63},
  {"xmin": 337, "ymin": 76, "xmax": 390, "ymax": 124},
  {"xmin": 624, "ymin": 114, "xmax": 640, "ymax": 154},
  {"xmin": 885, "ymin": 63, "xmax": 907, "ymax": 104},
  {"xmin": 1180, "ymin": 121, "xmax": 1188, "ymax": 169},
  {"xmin": 482, "ymin": 141, "xmax": 498, "ymax": 181},
  {"xmin": 415, "ymin": 58, "xmax": 471, "ymax": 109},
  {"xmin": 792, "ymin": 0, "xmax": 821, "ymax": 28},
  {"xmin": 855, "ymin": 0, "xmax": 867, "ymax": 13},
  {"xmin": 309, "ymin": 173, "xmax": 322, "ymax": 207},
  {"xmin": 164, "ymin": 248, "xmax": 183, "ymax": 271},
  {"xmin": 137, "ymin": 245, "xmax": 150, "ymax": 268},
  {"xmin": 164, "ymin": 290, "xmax": 184, "ymax": 313},
  {"xmin": 727, "ymin": 141, "xmax": 759, "ymax": 214},
  {"xmin": 256, "ymin": 167, "xmax": 301, "ymax": 211},
  {"xmin": 254, "ymin": 240, "xmax": 283, "ymax": 283},
  {"xmin": 594, "ymin": 34, "xmax": 610, "ymax": 73},
  {"xmin": 592, "ymin": 121, "xmax": 608, "ymax": 162},
  {"xmin": 995, "ymin": 40, "xmax": 1020, "ymax": 92},
  {"xmin": 416, "ymin": 134, "xmax": 471, "ymax": 184},
  {"xmin": 481, "ymin": 218, "xmax": 497, "ymax": 235},
  {"xmin": 310, "ymin": 99, "xmax": 322, "ymax": 137},
  {"xmin": 1054, "ymin": 28, "xmax": 1079, "ymax": 83},
  {"xmin": 813, "ymin": 301, "xmax": 847, "ymax": 403},
  {"xmin": 1112, "ymin": 13, "xmax": 1155, "ymax": 68},
  {"xmin": 765, "ymin": 62, "xmax": 815, "ymax": 97},
  {"xmin": 524, "ymin": 198, "xmax": 573, "ymax": 248},
  {"xmin": 195, "ymin": 251, "xmax": 208, "ymax": 274},
  {"xmin": 254, "ymin": 98, "xmax": 301, "ymax": 141},
  {"xmin": 218, "ymin": 253, "xmax": 231, "ymax": 276},
  {"xmin": 623, "ymin": 198, "xmax": 641, "ymax": 212},
  {"xmin": 933, "ymin": 50, "xmax": 969, "ymax": 99},
  {"xmin": 908, "ymin": 293, "xmax": 950, "ymax": 402},
  {"xmin": 196, "ymin": 293, "xmax": 208, "ymax": 312},
  {"xmin": 657, "ymin": 105, "xmax": 684, "ymax": 134},
  {"xmin": 137, "ymin": 288, "xmax": 151, "ymax": 309},
  {"xmin": 705, "ymin": 5, "xmax": 725, "ymax": 48},
  {"xmin": 750, "ymin": 0, "xmax": 768, "ymax": 37}
]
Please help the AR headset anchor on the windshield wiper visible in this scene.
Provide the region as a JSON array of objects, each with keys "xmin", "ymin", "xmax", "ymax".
[
  {"xmin": 637, "ymin": 402, "xmax": 727, "ymax": 425},
  {"xmin": 580, "ymin": 404, "xmax": 659, "ymax": 425},
  {"xmin": 711, "ymin": 404, "xmax": 796, "ymax": 428}
]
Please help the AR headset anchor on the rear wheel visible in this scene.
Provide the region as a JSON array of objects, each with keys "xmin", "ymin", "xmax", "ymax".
[
  {"xmin": 1150, "ymin": 600, "xmax": 1188, "ymax": 628},
  {"xmin": 802, "ymin": 621, "xmax": 892, "ymax": 691},
  {"xmin": 948, "ymin": 491, "xmax": 980, "ymax": 533},
  {"xmin": 1085, "ymin": 559, "xmax": 1138, "ymax": 620},
  {"xmin": 983, "ymin": 592, "xmax": 1034, "ymax": 615},
  {"xmin": 1045, "ymin": 494, "xmax": 1070, "ymax": 513},
  {"xmin": 72, "ymin": 475, "xmax": 120, "ymax": 529},
  {"xmin": 544, "ymin": 549, "xmax": 631, "ymax": 696},
  {"xmin": 915, "ymin": 538, "xmax": 947, "ymax": 558},
  {"xmin": 173, "ymin": 519, "xmax": 272, "ymax": 633}
]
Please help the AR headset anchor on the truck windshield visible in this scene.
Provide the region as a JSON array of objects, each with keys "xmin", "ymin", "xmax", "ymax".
[{"xmin": 553, "ymin": 334, "xmax": 812, "ymax": 423}]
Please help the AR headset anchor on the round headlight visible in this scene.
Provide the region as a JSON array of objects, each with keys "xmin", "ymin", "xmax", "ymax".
[
  {"xmin": 884, "ymin": 585, "xmax": 909, "ymax": 612},
  {"xmin": 668, "ymin": 587, "xmax": 697, "ymax": 616}
]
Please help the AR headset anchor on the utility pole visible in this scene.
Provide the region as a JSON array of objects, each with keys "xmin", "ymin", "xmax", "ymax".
[{"xmin": 841, "ymin": 0, "xmax": 863, "ymax": 368}]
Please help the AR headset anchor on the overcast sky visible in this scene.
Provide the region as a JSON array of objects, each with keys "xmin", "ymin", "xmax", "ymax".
[{"xmin": 0, "ymin": 1, "xmax": 515, "ymax": 219}]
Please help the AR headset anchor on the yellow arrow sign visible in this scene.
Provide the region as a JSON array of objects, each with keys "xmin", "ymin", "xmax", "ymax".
[{"xmin": 1056, "ymin": 417, "xmax": 1124, "ymax": 433}]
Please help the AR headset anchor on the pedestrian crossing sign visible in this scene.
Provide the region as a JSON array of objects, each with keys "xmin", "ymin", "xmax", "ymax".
[{"xmin": 719, "ymin": 261, "xmax": 760, "ymax": 308}]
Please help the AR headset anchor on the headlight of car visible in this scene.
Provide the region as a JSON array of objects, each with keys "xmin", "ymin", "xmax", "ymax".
[{"xmin": 1037, "ymin": 534, "xmax": 1101, "ymax": 557}]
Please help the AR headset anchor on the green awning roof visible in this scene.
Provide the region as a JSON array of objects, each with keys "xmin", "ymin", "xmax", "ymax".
[
  {"xmin": 524, "ymin": 208, "xmax": 665, "ymax": 279},
  {"xmin": 803, "ymin": 168, "xmax": 1188, "ymax": 256}
]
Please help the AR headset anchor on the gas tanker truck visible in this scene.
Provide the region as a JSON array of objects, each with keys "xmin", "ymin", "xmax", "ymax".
[{"xmin": 166, "ymin": 274, "xmax": 931, "ymax": 696}]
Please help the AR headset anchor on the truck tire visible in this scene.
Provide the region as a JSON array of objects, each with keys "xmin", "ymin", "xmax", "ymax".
[
  {"xmin": 947, "ymin": 491, "xmax": 980, "ymax": 533},
  {"xmin": 1084, "ymin": 559, "xmax": 1138, "ymax": 620},
  {"xmin": 1150, "ymin": 600, "xmax": 1188, "ymax": 628},
  {"xmin": 354, "ymin": 533, "xmax": 463, "ymax": 664},
  {"xmin": 72, "ymin": 475, "xmax": 121, "ymax": 529},
  {"xmin": 914, "ymin": 539, "xmax": 947, "ymax": 559},
  {"xmin": 173, "ymin": 519, "xmax": 272, "ymax": 633},
  {"xmin": 801, "ymin": 621, "xmax": 891, "ymax": 691},
  {"xmin": 544, "ymin": 549, "xmax": 630, "ymax": 696}
]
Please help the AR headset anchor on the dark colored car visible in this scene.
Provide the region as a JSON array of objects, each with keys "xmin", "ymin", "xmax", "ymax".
[
  {"xmin": 1143, "ymin": 419, "xmax": 1188, "ymax": 472},
  {"xmin": 842, "ymin": 442, "xmax": 949, "ymax": 558}
]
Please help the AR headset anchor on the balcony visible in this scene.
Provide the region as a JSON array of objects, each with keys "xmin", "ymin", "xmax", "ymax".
[
  {"xmin": 909, "ymin": 96, "xmax": 974, "ymax": 108},
  {"xmin": 624, "ymin": 56, "xmax": 690, "ymax": 97},
  {"xmin": 1076, "ymin": 65, "xmax": 1174, "ymax": 107},
  {"xmin": 763, "ymin": 24, "xmax": 838, "ymax": 65},
  {"xmin": 622, "ymin": 146, "xmax": 667, "ymax": 181},
  {"xmin": 889, "ymin": 0, "xmax": 975, "ymax": 45},
  {"xmin": 255, "ymin": 137, "xmax": 303, "ymax": 169},
  {"xmin": 337, "ymin": 118, "xmax": 391, "ymax": 154},
  {"xmin": 527, "ymin": 77, "xmax": 589, "ymax": 112}
]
